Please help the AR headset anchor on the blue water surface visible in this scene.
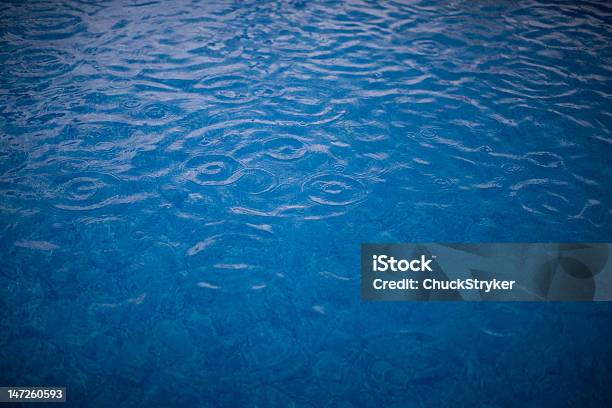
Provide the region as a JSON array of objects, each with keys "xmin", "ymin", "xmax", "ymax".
[{"xmin": 1, "ymin": 0, "xmax": 612, "ymax": 406}]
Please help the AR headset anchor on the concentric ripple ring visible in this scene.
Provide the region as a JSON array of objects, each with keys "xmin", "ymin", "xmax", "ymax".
[{"xmin": 302, "ymin": 173, "xmax": 367, "ymax": 206}]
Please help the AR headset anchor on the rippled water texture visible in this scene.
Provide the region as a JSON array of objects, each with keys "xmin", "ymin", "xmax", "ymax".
[{"xmin": 1, "ymin": 0, "xmax": 612, "ymax": 406}]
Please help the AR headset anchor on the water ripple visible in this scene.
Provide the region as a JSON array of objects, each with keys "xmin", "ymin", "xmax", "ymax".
[
  {"xmin": 302, "ymin": 173, "xmax": 367, "ymax": 206},
  {"xmin": 181, "ymin": 154, "xmax": 242, "ymax": 186},
  {"xmin": 263, "ymin": 136, "xmax": 308, "ymax": 161},
  {"xmin": 51, "ymin": 172, "xmax": 150, "ymax": 211},
  {"xmin": 7, "ymin": 48, "xmax": 76, "ymax": 79},
  {"xmin": 187, "ymin": 227, "xmax": 277, "ymax": 293},
  {"xmin": 18, "ymin": 13, "xmax": 84, "ymax": 40}
]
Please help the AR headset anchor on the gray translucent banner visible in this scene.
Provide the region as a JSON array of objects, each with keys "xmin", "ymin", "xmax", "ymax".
[{"xmin": 361, "ymin": 243, "xmax": 612, "ymax": 301}]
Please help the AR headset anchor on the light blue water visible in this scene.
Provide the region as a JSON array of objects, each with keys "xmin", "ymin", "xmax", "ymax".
[{"xmin": 1, "ymin": 0, "xmax": 611, "ymax": 406}]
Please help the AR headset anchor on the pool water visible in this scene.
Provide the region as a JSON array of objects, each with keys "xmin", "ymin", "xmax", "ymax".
[{"xmin": 1, "ymin": 0, "xmax": 611, "ymax": 406}]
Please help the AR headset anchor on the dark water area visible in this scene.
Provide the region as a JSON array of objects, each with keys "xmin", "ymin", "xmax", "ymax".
[{"xmin": 1, "ymin": 0, "xmax": 611, "ymax": 406}]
